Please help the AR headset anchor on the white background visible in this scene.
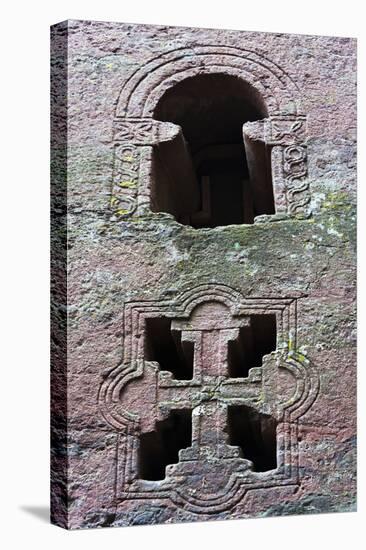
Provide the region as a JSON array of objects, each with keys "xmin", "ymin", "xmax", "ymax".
[{"xmin": 0, "ymin": 1, "xmax": 364, "ymax": 548}]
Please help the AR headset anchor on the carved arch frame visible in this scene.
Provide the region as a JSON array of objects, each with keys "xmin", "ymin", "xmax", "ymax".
[{"xmin": 110, "ymin": 45, "xmax": 311, "ymax": 222}]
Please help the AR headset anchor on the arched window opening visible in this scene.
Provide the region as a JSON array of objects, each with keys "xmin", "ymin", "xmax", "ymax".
[{"xmin": 152, "ymin": 73, "xmax": 274, "ymax": 228}]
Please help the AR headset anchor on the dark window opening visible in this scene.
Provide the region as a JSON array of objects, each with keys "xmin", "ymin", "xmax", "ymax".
[
  {"xmin": 145, "ymin": 317, "xmax": 194, "ymax": 380},
  {"xmin": 152, "ymin": 73, "xmax": 274, "ymax": 227},
  {"xmin": 227, "ymin": 405, "xmax": 277, "ymax": 472},
  {"xmin": 139, "ymin": 409, "xmax": 192, "ymax": 480},
  {"xmin": 228, "ymin": 314, "xmax": 277, "ymax": 378}
]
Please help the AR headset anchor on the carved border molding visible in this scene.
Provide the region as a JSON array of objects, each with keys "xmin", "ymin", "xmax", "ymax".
[
  {"xmin": 243, "ymin": 116, "xmax": 310, "ymax": 218},
  {"xmin": 115, "ymin": 45, "xmax": 303, "ymax": 118},
  {"xmin": 98, "ymin": 284, "xmax": 319, "ymax": 514}
]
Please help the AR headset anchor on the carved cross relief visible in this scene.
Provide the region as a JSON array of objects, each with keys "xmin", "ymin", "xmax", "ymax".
[
  {"xmin": 99, "ymin": 285, "xmax": 319, "ymax": 514},
  {"xmin": 155, "ymin": 302, "xmax": 257, "ymax": 463}
]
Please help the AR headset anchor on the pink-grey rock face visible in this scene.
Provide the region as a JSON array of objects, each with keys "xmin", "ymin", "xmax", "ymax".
[{"xmin": 50, "ymin": 20, "xmax": 357, "ymax": 529}]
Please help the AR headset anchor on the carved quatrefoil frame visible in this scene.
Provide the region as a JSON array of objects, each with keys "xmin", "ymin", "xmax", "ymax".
[{"xmin": 99, "ymin": 284, "xmax": 319, "ymax": 514}]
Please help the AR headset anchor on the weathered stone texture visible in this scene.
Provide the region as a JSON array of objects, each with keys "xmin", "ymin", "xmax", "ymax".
[{"xmin": 51, "ymin": 20, "xmax": 356, "ymax": 529}]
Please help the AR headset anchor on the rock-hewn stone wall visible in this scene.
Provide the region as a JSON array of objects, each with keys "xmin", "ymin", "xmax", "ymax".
[{"xmin": 51, "ymin": 20, "xmax": 356, "ymax": 529}]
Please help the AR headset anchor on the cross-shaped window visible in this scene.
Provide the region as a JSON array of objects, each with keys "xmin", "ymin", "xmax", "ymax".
[{"xmin": 139, "ymin": 302, "xmax": 277, "ymax": 480}]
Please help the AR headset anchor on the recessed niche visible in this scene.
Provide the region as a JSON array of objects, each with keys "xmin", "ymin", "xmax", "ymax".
[
  {"xmin": 144, "ymin": 317, "xmax": 194, "ymax": 380},
  {"xmin": 227, "ymin": 405, "xmax": 277, "ymax": 472},
  {"xmin": 228, "ymin": 314, "xmax": 277, "ymax": 378},
  {"xmin": 151, "ymin": 73, "xmax": 274, "ymax": 227},
  {"xmin": 139, "ymin": 409, "xmax": 192, "ymax": 481}
]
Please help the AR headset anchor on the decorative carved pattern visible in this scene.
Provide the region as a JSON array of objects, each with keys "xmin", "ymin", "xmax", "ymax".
[
  {"xmin": 99, "ymin": 284, "xmax": 319, "ymax": 514},
  {"xmin": 115, "ymin": 46, "xmax": 303, "ymax": 118},
  {"xmin": 114, "ymin": 120, "xmax": 153, "ymax": 144},
  {"xmin": 243, "ymin": 118, "xmax": 308, "ymax": 149},
  {"xmin": 283, "ymin": 145, "xmax": 311, "ymax": 217},
  {"xmin": 110, "ymin": 119, "xmax": 183, "ymax": 217},
  {"xmin": 113, "ymin": 118, "xmax": 180, "ymax": 145},
  {"xmin": 110, "ymin": 144, "xmax": 139, "ymax": 217},
  {"xmin": 268, "ymin": 116, "xmax": 307, "ymax": 146},
  {"xmin": 242, "ymin": 117, "xmax": 311, "ymax": 219}
]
